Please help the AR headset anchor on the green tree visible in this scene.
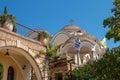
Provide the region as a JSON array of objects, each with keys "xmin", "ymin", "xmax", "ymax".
[
  {"xmin": 103, "ymin": 0, "xmax": 120, "ymax": 42},
  {"xmin": 65, "ymin": 63, "xmax": 95, "ymax": 80},
  {"xmin": 92, "ymin": 46, "xmax": 120, "ymax": 80}
]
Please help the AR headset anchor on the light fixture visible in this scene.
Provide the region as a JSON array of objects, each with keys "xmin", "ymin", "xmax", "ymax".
[
  {"xmin": 5, "ymin": 49, "xmax": 9, "ymax": 56},
  {"xmin": 22, "ymin": 65, "xmax": 26, "ymax": 70}
]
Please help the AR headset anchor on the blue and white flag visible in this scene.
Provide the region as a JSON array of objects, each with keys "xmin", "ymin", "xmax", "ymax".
[{"xmin": 75, "ymin": 37, "xmax": 81, "ymax": 50}]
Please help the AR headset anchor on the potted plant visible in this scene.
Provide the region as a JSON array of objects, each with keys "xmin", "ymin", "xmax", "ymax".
[
  {"xmin": 0, "ymin": 7, "xmax": 16, "ymax": 32},
  {"xmin": 38, "ymin": 30, "xmax": 50, "ymax": 44}
]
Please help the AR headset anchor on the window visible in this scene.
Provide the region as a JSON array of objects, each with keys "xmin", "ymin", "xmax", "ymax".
[
  {"xmin": 55, "ymin": 73, "xmax": 63, "ymax": 80},
  {"xmin": 7, "ymin": 66, "xmax": 14, "ymax": 80}
]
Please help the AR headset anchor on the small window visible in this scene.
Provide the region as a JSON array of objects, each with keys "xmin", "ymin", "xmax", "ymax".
[
  {"xmin": 95, "ymin": 40, "xmax": 97, "ymax": 42},
  {"xmin": 77, "ymin": 30, "xmax": 81, "ymax": 33},
  {"xmin": 7, "ymin": 66, "xmax": 14, "ymax": 80}
]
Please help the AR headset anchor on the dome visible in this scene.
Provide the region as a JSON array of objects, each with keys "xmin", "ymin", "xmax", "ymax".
[
  {"xmin": 62, "ymin": 24, "xmax": 82, "ymax": 31},
  {"xmin": 61, "ymin": 24, "xmax": 86, "ymax": 35}
]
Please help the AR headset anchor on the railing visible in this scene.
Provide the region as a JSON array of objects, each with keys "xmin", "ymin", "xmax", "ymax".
[{"xmin": 16, "ymin": 22, "xmax": 39, "ymax": 37}]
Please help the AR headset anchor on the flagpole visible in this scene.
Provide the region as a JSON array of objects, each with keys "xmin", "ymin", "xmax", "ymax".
[
  {"xmin": 75, "ymin": 37, "xmax": 81, "ymax": 66},
  {"xmin": 77, "ymin": 50, "xmax": 80, "ymax": 66}
]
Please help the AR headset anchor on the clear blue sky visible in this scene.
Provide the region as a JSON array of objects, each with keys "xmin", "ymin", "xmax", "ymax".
[{"xmin": 0, "ymin": 0, "xmax": 119, "ymax": 49}]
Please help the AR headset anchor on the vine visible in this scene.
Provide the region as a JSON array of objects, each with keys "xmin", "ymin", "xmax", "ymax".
[{"xmin": 0, "ymin": 64, "xmax": 3, "ymax": 80}]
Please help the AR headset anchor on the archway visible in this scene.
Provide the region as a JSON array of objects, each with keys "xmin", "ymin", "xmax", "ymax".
[
  {"xmin": 0, "ymin": 46, "xmax": 42, "ymax": 80},
  {"xmin": 80, "ymin": 43, "xmax": 92, "ymax": 64}
]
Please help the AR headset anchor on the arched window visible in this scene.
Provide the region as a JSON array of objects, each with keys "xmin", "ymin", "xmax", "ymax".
[{"xmin": 7, "ymin": 66, "xmax": 14, "ymax": 80}]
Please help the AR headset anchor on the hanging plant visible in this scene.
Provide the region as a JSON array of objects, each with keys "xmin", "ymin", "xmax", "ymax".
[
  {"xmin": 0, "ymin": 7, "xmax": 16, "ymax": 32},
  {"xmin": 0, "ymin": 64, "xmax": 3, "ymax": 72},
  {"xmin": 0, "ymin": 64, "xmax": 3, "ymax": 80}
]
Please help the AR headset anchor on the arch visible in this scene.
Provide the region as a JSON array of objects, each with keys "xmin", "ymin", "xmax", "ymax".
[
  {"xmin": 95, "ymin": 44, "xmax": 101, "ymax": 55},
  {"xmin": 92, "ymin": 44, "xmax": 101, "ymax": 60},
  {"xmin": 81, "ymin": 42, "xmax": 101, "ymax": 61},
  {"xmin": 80, "ymin": 45, "xmax": 91, "ymax": 53},
  {"xmin": 63, "ymin": 41, "xmax": 95, "ymax": 64},
  {"xmin": 50, "ymin": 31, "xmax": 70, "ymax": 43},
  {"xmin": 63, "ymin": 43, "xmax": 75, "ymax": 53},
  {"xmin": 62, "ymin": 41, "xmax": 101, "ymax": 65},
  {"xmin": 80, "ymin": 44, "xmax": 92, "ymax": 64},
  {"xmin": 81, "ymin": 41, "xmax": 94, "ymax": 49},
  {"xmin": 7, "ymin": 66, "xmax": 14, "ymax": 80},
  {"xmin": 83, "ymin": 54, "xmax": 91, "ymax": 64},
  {"xmin": 0, "ymin": 46, "xmax": 42, "ymax": 80},
  {"xmin": 63, "ymin": 40, "xmax": 95, "ymax": 53},
  {"xmin": 63, "ymin": 43, "xmax": 78, "ymax": 64}
]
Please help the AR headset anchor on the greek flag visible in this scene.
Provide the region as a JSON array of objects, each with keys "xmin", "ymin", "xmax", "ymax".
[{"xmin": 75, "ymin": 37, "xmax": 81, "ymax": 50}]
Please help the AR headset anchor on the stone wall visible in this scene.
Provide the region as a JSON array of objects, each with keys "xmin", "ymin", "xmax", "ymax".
[{"xmin": 0, "ymin": 28, "xmax": 46, "ymax": 80}]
